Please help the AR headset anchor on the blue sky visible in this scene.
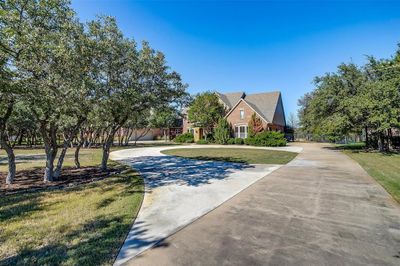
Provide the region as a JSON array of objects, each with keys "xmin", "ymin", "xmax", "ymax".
[{"xmin": 71, "ymin": 0, "xmax": 400, "ymax": 117}]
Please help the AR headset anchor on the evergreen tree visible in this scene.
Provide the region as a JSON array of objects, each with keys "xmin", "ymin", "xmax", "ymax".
[{"xmin": 214, "ymin": 118, "xmax": 230, "ymax": 144}]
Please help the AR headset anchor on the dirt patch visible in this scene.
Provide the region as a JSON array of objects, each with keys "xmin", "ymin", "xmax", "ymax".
[{"xmin": 0, "ymin": 166, "xmax": 124, "ymax": 195}]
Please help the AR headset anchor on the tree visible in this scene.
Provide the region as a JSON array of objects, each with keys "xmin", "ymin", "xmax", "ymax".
[
  {"xmin": 214, "ymin": 118, "xmax": 230, "ymax": 144},
  {"xmin": 362, "ymin": 55, "xmax": 400, "ymax": 151},
  {"xmin": 0, "ymin": 54, "xmax": 16, "ymax": 184},
  {"xmin": 248, "ymin": 112, "xmax": 263, "ymax": 137},
  {"xmin": 187, "ymin": 92, "xmax": 225, "ymax": 138},
  {"xmin": 0, "ymin": 0, "xmax": 189, "ymax": 182},
  {"xmin": 89, "ymin": 17, "xmax": 188, "ymax": 170},
  {"xmin": 298, "ymin": 46, "xmax": 400, "ymax": 149},
  {"xmin": 53, "ymin": 22, "xmax": 96, "ymax": 178},
  {"xmin": 298, "ymin": 63, "xmax": 367, "ymax": 141},
  {"xmin": 150, "ymin": 107, "xmax": 180, "ymax": 141},
  {"xmin": 1, "ymin": 0, "xmax": 87, "ymax": 181},
  {"xmin": 87, "ymin": 16, "xmax": 140, "ymax": 171}
]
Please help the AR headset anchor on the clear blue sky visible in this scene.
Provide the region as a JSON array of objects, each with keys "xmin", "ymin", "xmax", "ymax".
[{"xmin": 71, "ymin": 0, "xmax": 400, "ymax": 117}]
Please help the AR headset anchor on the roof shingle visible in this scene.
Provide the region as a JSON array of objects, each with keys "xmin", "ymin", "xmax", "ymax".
[
  {"xmin": 220, "ymin": 91, "xmax": 285, "ymax": 126},
  {"xmin": 217, "ymin": 92, "xmax": 245, "ymax": 109}
]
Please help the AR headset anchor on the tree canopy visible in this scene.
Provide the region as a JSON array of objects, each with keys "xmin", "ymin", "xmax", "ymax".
[
  {"xmin": 298, "ymin": 46, "xmax": 400, "ymax": 150},
  {"xmin": 0, "ymin": 0, "xmax": 188, "ymax": 183},
  {"xmin": 187, "ymin": 91, "xmax": 225, "ymax": 137}
]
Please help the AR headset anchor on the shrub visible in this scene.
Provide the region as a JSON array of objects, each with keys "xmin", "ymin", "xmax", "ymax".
[
  {"xmin": 248, "ymin": 112, "xmax": 263, "ymax": 137},
  {"xmin": 205, "ymin": 133, "xmax": 214, "ymax": 142},
  {"xmin": 214, "ymin": 118, "xmax": 231, "ymax": 144},
  {"xmin": 244, "ymin": 137, "xmax": 255, "ymax": 145},
  {"xmin": 234, "ymin": 138, "xmax": 244, "ymax": 145},
  {"xmin": 227, "ymin": 138, "xmax": 235, "ymax": 145},
  {"xmin": 174, "ymin": 132, "xmax": 194, "ymax": 143},
  {"xmin": 196, "ymin": 139, "xmax": 209, "ymax": 145},
  {"xmin": 245, "ymin": 131, "xmax": 286, "ymax": 147}
]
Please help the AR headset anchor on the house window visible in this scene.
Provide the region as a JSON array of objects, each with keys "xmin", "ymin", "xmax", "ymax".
[
  {"xmin": 239, "ymin": 109, "xmax": 244, "ymax": 120},
  {"xmin": 234, "ymin": 125, "xmax": 248, "ymax": 139}
]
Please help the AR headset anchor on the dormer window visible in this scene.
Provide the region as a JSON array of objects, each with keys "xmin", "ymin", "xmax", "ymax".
[{"xmin": 240, "ymin": 109, "xmax": 244, "ymax": 120}]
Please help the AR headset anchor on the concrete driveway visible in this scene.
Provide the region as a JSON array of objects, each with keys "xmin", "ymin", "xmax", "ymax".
[
  {"xmin": 111, "ymin": 145, "xmax": 301, "ymax": 265},
  {"xmin": 126, "ymin": 143, "xmax": 400, "ymax": 266}
]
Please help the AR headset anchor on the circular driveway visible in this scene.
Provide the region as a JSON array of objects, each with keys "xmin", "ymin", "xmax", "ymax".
[{"xmin": 111, "ymin": 144, "xmax": 301, "ymax": 265}]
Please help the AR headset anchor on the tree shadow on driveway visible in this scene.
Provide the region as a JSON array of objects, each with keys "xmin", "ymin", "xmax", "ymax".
[{"xmin": 121, "ymin": 156, "xmax": 254, "ymax": 189}]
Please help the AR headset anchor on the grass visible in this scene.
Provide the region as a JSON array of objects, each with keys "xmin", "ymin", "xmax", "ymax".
[
  {"xmin": 337, "ymin": 143, "xmax": 400, "ymax": 203},
  {"xmin": 0, "ymin": 145, "xmax": 146, "ymax": 265},
  {"xmin": 161, "ymin": 148, "xmax": 297, "ymax": 164},
  {"xmin": 0, "ymin": 142, "xmax": 180, "ymax": 172},
  {"xmin": 0, "ymin": 169, "xmax": 144, "ymax": 265},
  {"xmin": 0, "ymin": 148, "xmax": 104, "ymax": 172},
  {"xmin": 335, "ymin": 142, "xmax": 366, "ymax": 150}
]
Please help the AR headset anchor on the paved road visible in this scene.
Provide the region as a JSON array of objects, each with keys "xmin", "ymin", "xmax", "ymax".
[
  {"xmin": 111, "ymin": 145, "xmax": 300, "ymax": 265},
  {"xmin": 127, "ymin": 143, "xmax": 400, "ymax": 266}
]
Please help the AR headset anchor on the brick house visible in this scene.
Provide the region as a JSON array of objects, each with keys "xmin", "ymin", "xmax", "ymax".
[{"xmin": 183, "ymin": 91, "xmax": 286, "ymax": 138}]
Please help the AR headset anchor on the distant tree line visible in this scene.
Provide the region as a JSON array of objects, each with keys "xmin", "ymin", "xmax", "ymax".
[
  {"xmin": 0, "ymin": 0, "xmax": 189, "ymax": 184},
  {"xmin": 298, "ymin": 45, "xmax": 400, "ymax": 151}
]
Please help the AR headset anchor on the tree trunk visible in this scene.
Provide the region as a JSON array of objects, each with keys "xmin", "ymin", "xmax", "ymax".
[
  {"xmin": 17, "ymin": 130, "xmax": 24, "ymax": 145},
  {"xmin": 101, "ymin": 128, "xmax": 118, "ymax": 171},
  {"xmin": 365, "ymin": 126, "xmax": 369, "ymax": 148},
  {"xmin": 41, "ymin": 122, "xmax": 58, "ymax": 182},
  {"xmin": 378, "ymin": 132, "xmax": 385, "ymax": 152},
  {"xmin": 44, "ymin": 149, "xmax": 57, "ymax": 182},
  {"xmin": 1, "ymin": 137, "xmax": 16, "ymax": 185},
  {"xmin": 117, "ymin": 128, "xmax": 122, "ymax": 146},
  {"xmin": 101, "ymin": 137, "xmax": 112, "ymax": 171},
  {"xmin": 125, "ymin": 128, "xmax": 133, "ymax": 146},
  {"xmin": 53, "ymin": 142, "xmax": 68, "ymax": 179},
  {"xmin": 74, "ymin": 142, "xmax": 82, "ymax": 168},
  {"xmin": 0, "ymin": 100, "xmax": 15, "ymax": 184},
  {"xmin": 387, "ymin": 128, "xmax": 393, "ymax": 150}
]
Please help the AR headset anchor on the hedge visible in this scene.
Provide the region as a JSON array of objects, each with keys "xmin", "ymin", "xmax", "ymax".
[
  {"xmin": 244, "ymin": 131, "xmax": 286, "ymax": 147},
  {"xmin": 174, "ymin": 132, "xmax": 194, "ymax": 143}
]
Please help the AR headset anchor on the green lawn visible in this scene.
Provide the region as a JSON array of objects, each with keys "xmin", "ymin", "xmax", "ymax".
[
  {"xmin": 0, "ymin": 142, "xmax": 179, "ymax": 172},
  {"xmin": 162, "ymin": 148, "xmax": 297, "ymax": 164},
  {"xmin": 342, "ymin": 148, "xmax": 400, "ymax": 203},
  {"xmin": 0, "ymin": 147, "xmax": 145, "ymax": 265},
  {"xmin": 0, "ymin": 148, "xmax": 104, "ymax": 172}
]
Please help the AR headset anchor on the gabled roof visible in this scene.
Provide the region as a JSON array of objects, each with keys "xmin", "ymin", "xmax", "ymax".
[
  {"xmin": 217, "ymin": 92, "xmax": 245, "ymax": 109},
  {"xmin": 244, "ymin": 91, "xmax": 283, "ymax": 125},
  {"xmin": 222, "ymin": 91, "xmax": 286, "ymax": 126}
]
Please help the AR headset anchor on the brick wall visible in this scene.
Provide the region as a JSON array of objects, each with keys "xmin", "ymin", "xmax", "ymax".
[
  {"xmin": 182, "ymin": 99, "xmax": 285, "ymax": 137},
  {"xmin": 182, "ymin": 114, "xmax": 191, "ymax": 133},
  {"xmin": 226, "ymin": 100, "xmax": 268, "ymax": 129}
]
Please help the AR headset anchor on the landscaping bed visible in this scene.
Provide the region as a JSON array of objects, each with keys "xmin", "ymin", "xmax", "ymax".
[
  {"xmin": 162, "ymin": 148, "xmax": 297, "ymax": 164},
  {"xmin": 0, "ymin": 166, "xmax": 123, "ymax": 194}
]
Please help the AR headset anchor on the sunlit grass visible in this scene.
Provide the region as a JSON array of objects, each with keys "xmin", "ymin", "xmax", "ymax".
[
  {"xmin": 0, "ymin": 145, "xmax": 147, "ymax": 265},
  {"xmin": 0, "ymin": 142, "xmax": 180, "ymax": 172},
  {"xmin": 0, "ymin": 168, "xmax": 144, "ymax": 265},
  {"xmin": 162, "ymin": 148, "xmax": 297, "ymax": 165},
  {"xmin": 343, "ymin": 149, "xmax": 400, "ymax": 203}
]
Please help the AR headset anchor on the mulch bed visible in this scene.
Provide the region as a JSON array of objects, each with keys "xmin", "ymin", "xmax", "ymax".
[{"xmin": 0, "ymin": 166, "xmax": 123, "ymax": 195}]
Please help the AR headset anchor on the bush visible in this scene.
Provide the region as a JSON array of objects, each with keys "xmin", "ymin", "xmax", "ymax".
[
  {"xmin": 244, "ymin": 137, "xmax": 255, "ymax": 145},
  {"xmin": 234, "ymin": 138, "xmax": 244, "ymax": 145},
  {"xmin": 196, "ymin": 139, "xmax": 209, "ymax": 145},
  {"xmin": 245, "ymin": 131, "xmax": 286, "ymax": 147},
  {"xmin": 227, "ymin": 138, "xmax": 235, "ymax": 145},
  {"xmin": 214, "ymin": 118, "xmax": 230, "ymax": 144},
  {"xmin": 205, "ymin": 133, "xmax": 214, "ymax": 142},
  {"xmin": 174, "ymin": 132, "xmax": 194, "ymax": 143}
]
